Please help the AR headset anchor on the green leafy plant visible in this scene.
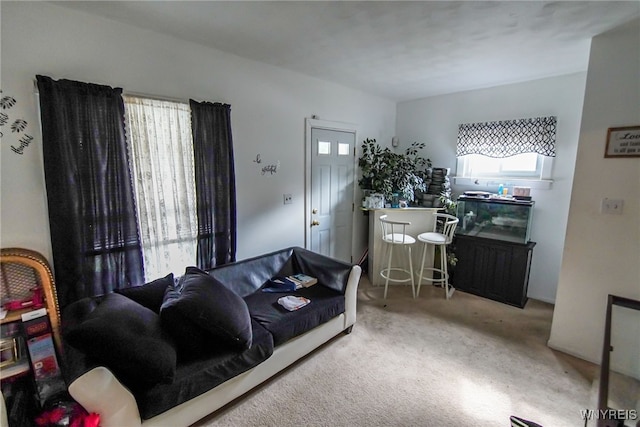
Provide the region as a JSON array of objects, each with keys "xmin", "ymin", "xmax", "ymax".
[
  {"xmin": 439, "ymin": 191, "xmax": 457, "ymax": 216},
  {"xmin": 438, "ymin": 191, "xmax": 458, "ymax": 268},
  {"xmin": 358, "ymin": 138, "xmax": 432, "ymax": 202},
  {"xmin": 445, "ymin": 253, "xmax": 457, "ymax": 268}
]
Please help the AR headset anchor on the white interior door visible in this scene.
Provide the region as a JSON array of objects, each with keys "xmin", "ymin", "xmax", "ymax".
[{"xmin": 309, "ymin": 127, "xmax": 355, "ymax": 262}]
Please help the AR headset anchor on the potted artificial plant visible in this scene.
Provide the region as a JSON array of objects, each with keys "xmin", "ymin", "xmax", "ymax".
[{"xmin": 358, "ymin": 138, "xmax": 432, "ymax": 205}]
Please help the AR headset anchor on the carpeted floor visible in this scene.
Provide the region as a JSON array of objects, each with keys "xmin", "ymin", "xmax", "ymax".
[{"xmin": 193, "ymin": 275, "xmax": 598, "ymax": 427}]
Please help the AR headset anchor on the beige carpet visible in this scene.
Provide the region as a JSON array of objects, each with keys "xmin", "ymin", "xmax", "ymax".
[{"xmin": 194, "ymin": 276, "xmax": 597, "ymax": 427}]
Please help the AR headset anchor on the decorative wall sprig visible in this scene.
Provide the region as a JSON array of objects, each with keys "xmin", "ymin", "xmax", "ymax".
[
  {"xmin": 0, "ymin": 96, "xmax": 17, "ymax": 110},
  {"xmin": 0, "ymin": 90, "xmax": 34, "ymax": 155},
  {"xmin": 11, "ymin": 119, "xmax": 28, "ymax": 133}
]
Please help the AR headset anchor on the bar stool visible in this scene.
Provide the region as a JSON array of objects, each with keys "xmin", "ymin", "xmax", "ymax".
[
  {"xmin": 416, "ymin": 213, "xmax": 459, "ymax": 299},
  {"xmin": 379, "ymin": 215, "xmax": 416, "ymax": 299}
]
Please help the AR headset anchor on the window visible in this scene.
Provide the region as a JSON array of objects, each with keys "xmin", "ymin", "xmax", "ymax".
[
  {"xmin": 124, "ymin": 96, "xmax": 198, "ymax": 280},
  {"xmin": 455, "ymin": 116, "xmax": 556, "ymax": 187},
  {"xmin": 459, "ymin": 153, "xmax": 542, "ymax": 178},
  {"xmin": 37, "ymin": 75, "xmax": 236, "ymax": 305}
]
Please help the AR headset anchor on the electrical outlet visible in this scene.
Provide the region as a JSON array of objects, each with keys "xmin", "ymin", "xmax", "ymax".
[
  {"xmin": 601, "ymin": 198, "xmax": 623, "ymax": 215},
  {"xmin": 283, "ymin": 194, "xmax": 292, "ymax": 205}
]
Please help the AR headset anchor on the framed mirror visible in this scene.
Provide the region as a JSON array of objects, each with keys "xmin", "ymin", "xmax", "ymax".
[{"xmin": 596, "ymin": 295, "xmax": 640, "ymax": 427}]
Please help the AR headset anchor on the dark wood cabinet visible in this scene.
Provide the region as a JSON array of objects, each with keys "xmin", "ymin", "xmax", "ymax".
[{"xmin": 452, "ymin": 235, "xmax": 535, "ymax": 308}]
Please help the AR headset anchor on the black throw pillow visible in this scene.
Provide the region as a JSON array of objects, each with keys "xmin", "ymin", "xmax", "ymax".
[
  {"xmin": 64, "ymin": 293, "xmax": 177, "ymax": 387},
  {"xmin": 159, "ymin": 283, "xmax": 215, "ymax": 358},
  {"xmin": 160, "ymin": 267, "xmax": 253, "ymax": 356},
  {"xmin": 61, "ymin": 296, "xmax": 100, "ymax": 331},
  {"xmin": 115, "ymin": 273, "xmax": 174, "ymax": 313}
]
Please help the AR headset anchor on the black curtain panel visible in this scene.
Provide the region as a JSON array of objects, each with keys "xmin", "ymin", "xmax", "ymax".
[
  {"xmin": 189, "ymin": 100, "xmax": 237, "ymax": 269},
  {"xmin": 36, "ymin": 75, "xmax": 144, "ymax": 308}
]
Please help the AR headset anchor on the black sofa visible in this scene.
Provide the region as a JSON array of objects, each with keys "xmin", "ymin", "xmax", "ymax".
[{"xmin": 61, "ymin": 247, "xmax": 362, "ymax": 427}]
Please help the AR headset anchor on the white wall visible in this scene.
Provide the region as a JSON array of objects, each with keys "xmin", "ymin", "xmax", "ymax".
[
  {"xmin": 396, "ymin": 73, "xmax": 587, "ymax": 303},
  {"xmin": 0, "ymin": 2, "xmax": 395, "ymax": 267},
  {"xmin": 549, "ymin": 19, "xmax": 640, "ymax": 374}
]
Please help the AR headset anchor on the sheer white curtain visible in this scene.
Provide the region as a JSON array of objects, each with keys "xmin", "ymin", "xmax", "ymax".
[{"xmin": 124, "ymin": 96, "xmax": 197, "ymax": 281}]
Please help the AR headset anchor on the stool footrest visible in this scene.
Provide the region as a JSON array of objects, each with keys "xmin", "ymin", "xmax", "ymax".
[
  {"xmin": 416, "ymin": 267, "xmax": 449, "ymax": 284},
  {"xmin": 380, "ymin": 267, "xmax": 414, "ymax": 283}
]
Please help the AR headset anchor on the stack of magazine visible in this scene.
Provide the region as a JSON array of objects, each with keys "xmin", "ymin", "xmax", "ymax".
[
  {"xmin": 262, "ymin": 273, "xmax": 317, "ymax": 292},
  {"xmin": 288, "ymin": 273, "xmax": 317, "ymax": 288}
]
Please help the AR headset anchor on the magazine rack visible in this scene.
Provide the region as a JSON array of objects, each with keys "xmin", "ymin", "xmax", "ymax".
[
  {"xmin": 1, "ymin": 248, "xmax": 66, "ymax": 423},
  {"xmin": 0, "ymin": 248, "xmax": 61, "ymax": 354}
]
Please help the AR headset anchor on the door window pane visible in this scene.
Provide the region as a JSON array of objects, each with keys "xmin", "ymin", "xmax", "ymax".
[
  {"xmin": 318, "ymin": 141, "xmax": 331, "ymax": 155},
  {"xmin": 338, "ymin": 143, "xmax": 350, "ymax": 156}
]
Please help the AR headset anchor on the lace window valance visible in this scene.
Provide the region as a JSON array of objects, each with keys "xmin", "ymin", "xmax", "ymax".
[{"xmin": 456, "ymin": 116, "xmax": 557, "ymax": 158}]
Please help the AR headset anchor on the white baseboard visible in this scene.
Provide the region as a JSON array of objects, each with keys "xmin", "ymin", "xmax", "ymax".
[
  {"xmin": 529, "ymin": 295, "xmax": 556, "ymax": 305},
  {"xmin": 548, "ymin": 340, "xmax": 640, "ymax": 380},
  {"xmin": 546, "ymin": 340, "xmax": 600, "ymax": 366}
]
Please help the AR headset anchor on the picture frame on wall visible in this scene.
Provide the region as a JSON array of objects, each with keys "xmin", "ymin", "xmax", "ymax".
[{"xmin": 604, "ymin": 125, "xmax": 640, "ymax": 158}]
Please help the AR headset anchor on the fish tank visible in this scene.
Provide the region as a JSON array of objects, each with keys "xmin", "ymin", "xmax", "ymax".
[{"xmin": 455, "ymin": 195, "xmax": 535, "ymax": 244}]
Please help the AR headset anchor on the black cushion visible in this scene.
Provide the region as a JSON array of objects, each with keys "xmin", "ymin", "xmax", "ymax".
[
  {"xmin": 133, "ymin": 319, "xmax": 274, "ymax": 420},
  {"xmin": 64, "ymin": 293, "xmax": 177, "ymax": 387},
  {"xmin": 115, "ymin": 273, "xmax": 174, "ymax": 313},
  {"xmin": 159, "ymin": 283, "xmax": 214, "ymax": 359},
  {"xmin": 61, "ymin": 296, "xmax": 100, "ymax": 331},
  {"xmin": 245, "ymin": 284, "xmax": 345, "ymax": 346},
  {"xmin": 160, "ymin": 267, "xmax": 253, "ymax": 357}
]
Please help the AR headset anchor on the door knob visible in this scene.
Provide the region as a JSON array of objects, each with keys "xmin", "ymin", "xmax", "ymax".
[
  {"xmin": 312, "ymin": 208, "xmax": 318, "ymax": 214},
  {"xmin": 311, "ymin": 220, "xmax": 320, "ymax": 226}
]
